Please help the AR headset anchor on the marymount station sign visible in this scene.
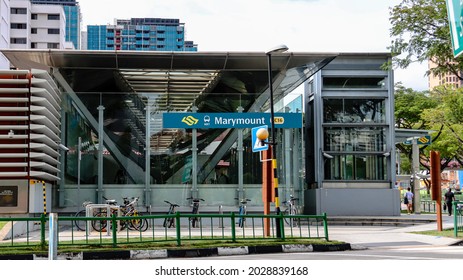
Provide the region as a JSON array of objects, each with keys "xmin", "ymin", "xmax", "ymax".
[{"xmin": 162, "ymin": 112, "xmax": 302, "ymax": 129}]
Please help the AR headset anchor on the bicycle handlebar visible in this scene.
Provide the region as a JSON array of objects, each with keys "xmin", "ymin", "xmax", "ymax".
[
  {"xmin": 235, "ymin": 198, "xmax": 251, "ymax": 203},
  {"xmin": 164, "ymin": 200, "xmax": 179, "ymax": 207}
]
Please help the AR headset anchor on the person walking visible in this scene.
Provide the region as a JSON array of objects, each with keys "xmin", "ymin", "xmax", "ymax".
[
  {"xmin": 444, "ymin": 188, "xmax": 455, "ymax": 216},
  {"xmin": 404, "ymin": 187, "xmax": 414, "ymax": 215}
]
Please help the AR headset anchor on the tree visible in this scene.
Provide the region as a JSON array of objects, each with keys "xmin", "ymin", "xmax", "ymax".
[
  {"xmin": 394, "ymin": 85, "xmax": 439, "ymax": 175},
  {"xmin": 389, "ymin": 0, "xmax": 463, "ymax": 79}
]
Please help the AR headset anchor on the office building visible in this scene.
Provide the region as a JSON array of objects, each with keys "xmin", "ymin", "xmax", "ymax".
[
  {"xmin": 87, "ymin": 17, "xmax": 198, "ymax": 51},
  {"xmin": 31, "ymin": 0, "xmax": 81, "ymax": 49}
]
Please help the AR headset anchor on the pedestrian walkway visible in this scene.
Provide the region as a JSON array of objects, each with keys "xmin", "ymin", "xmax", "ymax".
[{"xmin": 329, "ymin": 214, "xmax": 460, "ymax": 249}]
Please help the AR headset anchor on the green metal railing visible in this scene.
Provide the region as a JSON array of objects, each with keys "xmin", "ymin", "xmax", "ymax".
[
  {"xmin": 453, "ymin": 201, "xmax": 463, "ymax": 237},
  {"xmin": 0, "ymin": 212, "xmax": 328, "ymax": 250}
]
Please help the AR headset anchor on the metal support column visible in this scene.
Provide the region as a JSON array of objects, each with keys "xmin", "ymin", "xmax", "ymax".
[
  {"xmin": 237, "ymin": 106, "xmax": 244, "ymax": 199},
  {"xmin": 191, "ymin": 106, "xmax": 198, "ymax": 198},
  {"xmin": 412, "ymin": 138, "xmax": 421, "ymax": 214},
  {"xmin": 97, "ymin": 104, "xmax": 105, "ymax": 204},
  {"xmin": 284, "ymin": 128, "xmax": 291, "ymax": 201},
  {"xmin": 144, "ymin": 99, "xmax": 152, "ymax": 207},
  {"xmin": 77, "ymin": 136, "xmax": 81, "ymax": 211}
]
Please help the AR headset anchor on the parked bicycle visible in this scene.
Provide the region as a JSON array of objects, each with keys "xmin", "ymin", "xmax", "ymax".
[
  {"xmin": 92, "ymin": 196, "xmax": 148, "ymax": 232},
  {"xmin": 73, "ymin": 198, "xmax": 117, "ymax": 231},
  {"xmin": 73, "ymin": 201, "xmax": 93, "ymax": 231},
  {"xmin": 282, "ymin": 195, "xmax": 299, "ymax": 227},
  {"xmin": 163, "ymin": 200, "xmax": 179, "ymax": 228},
  {"xmin": 235, "ymin": 198, "xmax": 251, "ymax": 228},
  {"xmin": 187, "ymin": 197, "xmax": 204, "ymax": 228},
  {"xmin": 457, "ymin": 203, "xmax": 463, "ymax": 216}
]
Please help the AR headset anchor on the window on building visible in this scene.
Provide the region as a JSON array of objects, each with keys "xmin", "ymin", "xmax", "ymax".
[
  {"xmin": 322, "ymin": 98, "xmax": 388, "ymax": 181},
  {"xmin": 323, "ymin": 77, "xmax": 386, "ymax": 89},
  {"xmin": 11, "ymin": 23, "xmax": 27, "ymax": 29},
  {"xmin": 47, "ymin": 43, "xmax": 59, "ymax": 49},
  {"xmin": 11, "ymin": 8, "xmax": 27, "ymax": 14},
  {"xmin": 31, "ymin": 42, "xmax": 37, "ymax": 49},
  {"xmin": 10, "ymin": 38, "xmax": 27, "ymax": 44},
  {"xmin": 31, "ymin": 14, "xmax": 38, "ymax": 20},
  {"xmin": 48, "ymin": 29, "xmax": 60, "ymax": 35},
  {"xmin": 31, "ymin": 28, "xmax": 37, "ymax": 34},
  {"xmin": 47, "ymin": 14, "xmax": 60, "ymax": 20},
  {"xmin": 323, "ymin": 99, "xmax": 386, "ymax": 123}
]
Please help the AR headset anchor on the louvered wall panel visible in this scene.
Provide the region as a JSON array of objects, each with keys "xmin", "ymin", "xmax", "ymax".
[{"xmin": 0, "ymin": 69, "xmax": 61, "ymax": 182}]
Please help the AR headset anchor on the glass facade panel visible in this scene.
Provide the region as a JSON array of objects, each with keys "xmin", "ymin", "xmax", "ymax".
[
  {"xmin": 323, "ymin": 77, "xmax": 386, "ymax": 88},
  {"xmin": 322, "ymin": 97, "xmax": 388, "ymax": 181},
  {"xmin": 323, "ymin": 99, "xmax": 386, "ymax": 123},
  {"xmin": 323, "ymin": 127, "xmax": 386, "ymax": 152},
  {"xmin": 324, "ymin": 155, "xmax": 387, "ymax": 180}
]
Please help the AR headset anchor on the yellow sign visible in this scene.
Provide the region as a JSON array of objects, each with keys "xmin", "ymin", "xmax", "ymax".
[
  {"xmin": 273, "ymin": 117, "xmax": 284, "ymax": 124},
  {"xmin": 417, "ymin": 136, "xmax": 431, "ymax": 145},
  {"xmin": 181, "ymin": 116, "xmax": 199, "ymax": 126}
]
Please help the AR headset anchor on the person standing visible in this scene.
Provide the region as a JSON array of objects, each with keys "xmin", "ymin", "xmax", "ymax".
[
  {"xmin": 404, "ymin": 187, "xmax": 414, "ymax": 215},
  {"xmin": 444, "ymin": 188, "xmax": 455, "ymax": 216}
]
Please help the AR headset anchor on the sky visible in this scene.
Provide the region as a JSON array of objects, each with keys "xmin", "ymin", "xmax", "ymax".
[{"xmin": 77, "ymin": 0, "xmax": 429, "ymax": 91}]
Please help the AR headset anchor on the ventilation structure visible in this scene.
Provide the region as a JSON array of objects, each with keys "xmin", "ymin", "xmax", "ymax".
[{"xmin": 0, "ymin": 69, "xmax": 61, "ymax": 182}]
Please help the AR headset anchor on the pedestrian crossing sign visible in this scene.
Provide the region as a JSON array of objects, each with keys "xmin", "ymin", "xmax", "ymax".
[{"xmin": 251, "ymin": 125, "xmax": 268, "ymax": 152}]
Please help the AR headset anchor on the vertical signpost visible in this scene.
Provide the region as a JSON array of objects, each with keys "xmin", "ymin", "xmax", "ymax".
[{"xmin": 252, "ymin": 125, "xmax": 271, "ymax": 237}]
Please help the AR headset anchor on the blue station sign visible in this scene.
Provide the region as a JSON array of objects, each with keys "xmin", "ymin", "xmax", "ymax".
[{"xmin": 162, "ymin": 112, "xmax": 303, "ymax": 129}]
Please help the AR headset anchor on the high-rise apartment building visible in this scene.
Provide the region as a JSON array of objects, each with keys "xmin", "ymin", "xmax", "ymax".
[
  {"xmin": 31, "ymin": 0, "xmax": 81, "ymax": 49},
  {"xmin": 428, "ymin": 60, "xmax": 463, "ymax": 89},
  {"xmin": 87, "ymin": 18, "xmax": 198, "ymax": 51},
  {"xmin": 0, "ymin": 0, "xmax": 10, "ymax": 69},
  {"xmin": 10, "ymin": 0, "xmax": 68, "ymax": 50}
]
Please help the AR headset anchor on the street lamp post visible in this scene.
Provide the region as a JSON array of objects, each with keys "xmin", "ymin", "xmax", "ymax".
[{"xmin": 266, "ymin": 44, "xmax": 288, "ymax": 238}]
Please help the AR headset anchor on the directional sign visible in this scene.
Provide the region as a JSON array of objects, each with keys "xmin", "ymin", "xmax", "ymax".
[
  {"xmin": 251, "ymin": 125, "xmax": 268, "ymax": 152},
  {"xmin": 446, "ymin": 0, "xmax": 463, "ymax": 57},
  {"xmin": 403, "ymin": 135, "xmax": 432, "ymax": 145},
  {"xmin": 163, "ymin": 112, "xmax": 302, "ymax": 129}
]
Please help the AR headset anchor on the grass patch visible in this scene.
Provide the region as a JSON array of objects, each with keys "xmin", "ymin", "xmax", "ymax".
[
  {"xmin": 0, "ymin": 221, "xmax": 6, "ymax": 230},
  {"xmin": 412, "ymin": 228, "xmax": 462, "ymax": 239}
]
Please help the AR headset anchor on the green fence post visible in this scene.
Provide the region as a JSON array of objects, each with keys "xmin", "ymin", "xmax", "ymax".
[
  {"xmin": 323, "ymin": 212, "xmax": 329, "ymax": 241},
  {"xmin": 175, "ymin": 211, "xmax": 181, "ymax": 246},
  {"xmin": 112, "ymin": 214, "xmax": 117, "ymax": 247},
  {"xmin": 231, "ymin": 212, "xmax": 236, "ymax": 242},
  {"xmin": 40, "ymin": 214, "xmax": 46, "ymax": 250},
  {"xmin": 453, "ymin": 201, "xmax": 458, "ymax": 238}
]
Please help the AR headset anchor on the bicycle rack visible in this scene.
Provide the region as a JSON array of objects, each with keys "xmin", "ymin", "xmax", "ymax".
[{"xmin": 85, "ymin": 204, "xmax": 121, "ymax": 236}]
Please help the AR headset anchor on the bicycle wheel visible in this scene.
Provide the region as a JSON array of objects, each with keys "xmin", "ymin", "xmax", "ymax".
[
  {"xmin": 138, "ymin": 215, "xmax": 149, "ymax": 232},
  {"xmin": 290, "ymin": 207, "xmax": 300, "ymax": 227},
  {"xmin": 92, "ymin": 211, "xmax": 108, "ymax": 232},
  {"xmin": 127, "ymin": 212, "xmax": 148, "ymax": 232},
  {"xmin": 282, "ymin": 208, "xmax": 290, "ymax": 226},
  {"xmin": 74, "ymin": 210, "xmax": 87, "ymax": 231},
  {"xmin": 163, "ymin": 211, "xmax": 174, "ymax": 228}
]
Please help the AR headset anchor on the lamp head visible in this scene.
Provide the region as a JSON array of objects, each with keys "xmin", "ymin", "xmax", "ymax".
[{"xmin": 266, "ymin": 44, "xmax": 289, "ymax": 55}]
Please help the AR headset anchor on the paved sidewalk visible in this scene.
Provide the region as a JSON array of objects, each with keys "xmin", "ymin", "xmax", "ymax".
[{"xmin": 329, "ymin": 214, "xmax": 461, "ymax": 249}]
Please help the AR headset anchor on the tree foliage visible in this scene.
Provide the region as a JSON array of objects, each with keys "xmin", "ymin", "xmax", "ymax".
[
  {"xmin": 391, "ymin": 0, "xmax": 463, "ymax": 175},
  {"xmin": 389, "ymin": 0, "xmax": 463, "ymax": 79}
]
